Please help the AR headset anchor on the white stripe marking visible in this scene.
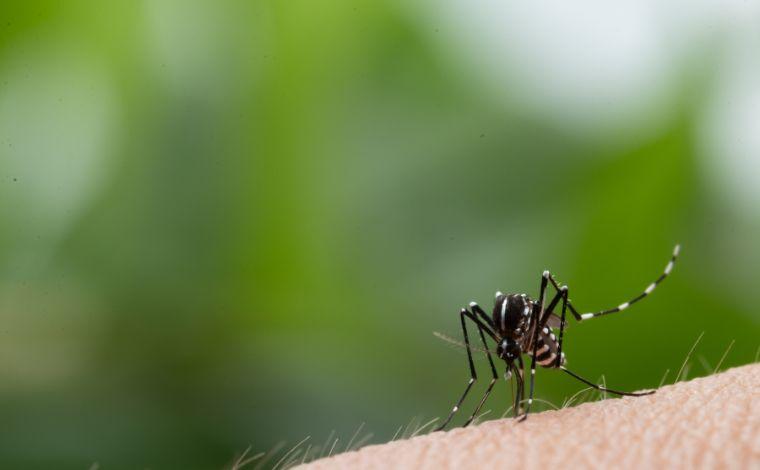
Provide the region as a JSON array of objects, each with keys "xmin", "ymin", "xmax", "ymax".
[
  {"xmin": 674, "ymin": 244, "xmax": 681, "ymax": 256},
  {"xmin": 495, "ymin": 291, "xmax": 503, "ymax": 298},
  {"xmin": 469, "ymin": 301, "xmax": 477, "ymax": 308},
  {"xmin": 618, "ymin": 302, "xmax": 630, "ymax": 311},
  {"xmin": 549, "ymin": 333, "xmax": 557, "ymax": 341},
  {"xmin": 539, "ymin": 355, "xmax": 556, "ymax": 365},
  {"xmin": 542, "ymin": 327, "xmax": 549, "ymax": 334},
  {"xmin": 580, "ymin": 313, "xmax": 594, "ymax": 320},
  {"xmin": 664, "ymin": 261, "xmax": 673, "ymax": 275},
  {"xmin": 645, "ymin": 283, "xmax": 656, "ymax": 294},
  {"xmin": 501, "ymin": 299, "xmax": 507, "ymax": 331},
  {"xmin": 531, "ymin": 369, "xmax": 535, "ymax": 375}
]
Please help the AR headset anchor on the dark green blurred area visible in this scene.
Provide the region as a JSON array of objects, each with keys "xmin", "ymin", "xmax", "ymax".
[{"xmin": 0, "ymin": 1, "xmax": 758, "ymax": 468}]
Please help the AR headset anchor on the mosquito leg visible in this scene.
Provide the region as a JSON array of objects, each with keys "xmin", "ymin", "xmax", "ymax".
[
  {"xmin": 468, "ymin": 302, "xmax": 495, "ymax": 329},
  {"xmin": 540, "ymin": 282, "xmax": 650, "ymax": 396},
  {"xmin": 513, "ymin": 370, "xmax": 519, "ymax": 417},
  {"xmin": 560, "ymin": 367, "xmax": 654, "ymax": 397},
  {"xmin": 547, "ymin": 244, "xmax": 680, "ymax": 322},
  {"xmin": 520, "ymin": 272, "xmax": 549, "ymax": 421},
  {"xmin": 435, "ymin": 308, "xmax": 479, "ymax": 431},
  {"xmin": 521, "ymin": 351, "xmax": 538, "ymax": 421},
  {"xmin": 544, "ymin": 273, "xmax": 582, "ymax": 321},
  {"xmin": 507, "ymin": 366, "xmax": 515, "ymax": 417},
  {"xmin": 537, "ymin": 285, "xmax": 566, "ymax": 329},
  {"xmin": 463, "ymin": 308, "xmax": 499, "ymax": 343},
  {"xmin": 554, "ymin": 286, "xmax": 569, "ymax": 368},
  {"xmin": 463, "ymin": 320, "xmax": 498, "ymax": 427},
  {"xmin": 514, "ymin": 357, "xmax": 525, "ymax": 417},
  {"xmin": 544, "ymin": 273, "xmax": 654, "ymax": 396}
]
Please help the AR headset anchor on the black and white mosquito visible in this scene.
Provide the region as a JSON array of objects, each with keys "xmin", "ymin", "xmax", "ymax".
[{"xmin": 435, "ymin": 244, "xmax": 680, "ymax": 431}]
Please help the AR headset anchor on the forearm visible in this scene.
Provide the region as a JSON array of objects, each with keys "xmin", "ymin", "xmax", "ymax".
[{"xmin": 301, "ymin": 364, "xmax": 760, "ymax": 469}]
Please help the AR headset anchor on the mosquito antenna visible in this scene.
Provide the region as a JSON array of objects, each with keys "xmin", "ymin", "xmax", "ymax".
[{"xmin": 433, "ymin": 331, "xmax": 490, "ymax": 354}]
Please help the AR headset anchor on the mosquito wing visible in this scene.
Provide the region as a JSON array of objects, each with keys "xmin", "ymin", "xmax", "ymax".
[
  {"xmin": 545, "ymin": 313, "xmax": 570, "ymax": 330},
  {"xmin": 522, "ymin": 314, "xmax": 569, "ymax": 350}
]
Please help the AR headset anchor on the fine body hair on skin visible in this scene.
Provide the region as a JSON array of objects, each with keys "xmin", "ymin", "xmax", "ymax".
[
  {"xmin": 299, "ymin": 364, "xmax": 760, "ymax": 469},
  {"xmin": 239, "ymin": 336, "xmax": 748, "ymax": 469}
]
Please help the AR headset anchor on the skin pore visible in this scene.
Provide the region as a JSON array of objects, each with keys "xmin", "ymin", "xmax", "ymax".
[{"xmin": 300, "ymin": 364, "xmax": 759, "ymax": 469}]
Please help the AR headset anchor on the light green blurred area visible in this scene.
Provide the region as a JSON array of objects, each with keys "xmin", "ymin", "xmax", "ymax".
[{"xmin": 1, "ymin": 1, "xmax": 759, "ymax": 468}]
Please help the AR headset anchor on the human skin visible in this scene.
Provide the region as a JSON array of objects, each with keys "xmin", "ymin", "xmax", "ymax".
[{"xmin": 300, "ymin": 364, "xmax": 759, "ymax": 469}]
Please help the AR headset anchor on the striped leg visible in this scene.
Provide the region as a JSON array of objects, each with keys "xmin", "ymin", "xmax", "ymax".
[
  {"xmin": 554, "ymin": 285, "xmax": 569, "ymax": 368},
  {"xmin": 554, "ymin": 285, "xmax": 653, "ymax": 396},
  {"xmin": 435, "ymin": 308, "xmax": 497, "ymax": 431},
  {"xmin": 547, "ymin": 244, "xmax": 680, "ymax": 322}
]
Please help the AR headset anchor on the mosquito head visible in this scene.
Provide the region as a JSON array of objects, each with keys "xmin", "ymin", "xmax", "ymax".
[
  {"xmin": 496, "ymin": 338, "xmax": 521, "ymax": 363},
  {"xmin": 492, "ymin": 293, "xmax": 532, "ymax": 338}
]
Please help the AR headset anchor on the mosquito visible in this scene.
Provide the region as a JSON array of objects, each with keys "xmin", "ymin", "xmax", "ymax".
[{"xmin": 435, "ymin": 244, "xmax": 680, "ymax": 431}]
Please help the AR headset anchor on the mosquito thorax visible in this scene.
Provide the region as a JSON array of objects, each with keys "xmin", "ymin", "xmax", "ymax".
[{"xmin": 492, "ymin": 293, "xmax": 532, "ymax": 339}]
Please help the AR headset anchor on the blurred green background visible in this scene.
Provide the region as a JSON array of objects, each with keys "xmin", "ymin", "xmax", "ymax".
[{"xmin": 1, "ymin": 1, "xmax": 759, "ymax": 468}]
